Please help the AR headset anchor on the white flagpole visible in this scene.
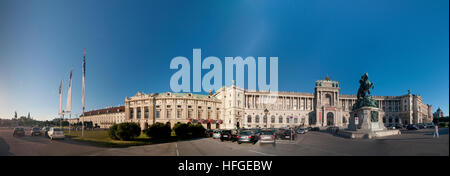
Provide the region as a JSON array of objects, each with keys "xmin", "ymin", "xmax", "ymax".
[{"xmin": 82, "ymin": 49, "xmax": 86, "ymax": 137}]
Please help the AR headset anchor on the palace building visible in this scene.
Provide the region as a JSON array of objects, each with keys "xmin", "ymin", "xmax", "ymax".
[{"xmin": 80, "ymin": 76, "xmax": 433, "ymax": 130}]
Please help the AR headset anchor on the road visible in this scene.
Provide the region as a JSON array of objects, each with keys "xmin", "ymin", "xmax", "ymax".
[{"xmin": 0, "ymin": 128, "xmax": 448, "ymax": 156}]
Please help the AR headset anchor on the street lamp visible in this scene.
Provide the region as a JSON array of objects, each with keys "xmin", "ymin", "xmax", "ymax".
[{"xmin": 264, "ymin": 108, "xmax": 269, "ymax": 128}]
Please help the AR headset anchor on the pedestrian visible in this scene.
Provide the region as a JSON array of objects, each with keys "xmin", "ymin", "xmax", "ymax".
[{"xmin": 433, "ymin": 117, "xmax": 439, "ymax": 138}]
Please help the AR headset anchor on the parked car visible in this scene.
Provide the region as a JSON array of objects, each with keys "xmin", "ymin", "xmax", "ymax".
[
  {"xmin": 30, "ymin": 127, "xmax": 41, "ymax": 136},
  {"xmin": 212, "ymin": 130, "xmax": 221, "ymax": 139},
  {"xmin": 394, "ymin": 124, "xmax": 403, "ymax": 129},
  {"xmin": 310, "ymin": 127, "xmax": 320, "ymax": 131},
  {"xmin": 251, "ymin": 128, "xmax": 261, "ymax": 137},
  {"xmin": 41, "ymin": 126, "xmax": 51, "ymax": 137},
  {"xmin": 296, "ymin": 128, "xmax": 306, "ymax": 134},
  {"xmin": 237, "ymin": 130, "xmax": 258, "ymax": 144},
  {"xmin": 418, "ymin": 124, "xmax": 425, "ymax": 129},
  {"xmin": 205, "ymin": 129, "xmax": 214, "ymax": 137},
  {"xmin": 231, "ymin": 129, "xmax": 239, "ymax": 142},
  {"xmin": 13, "ymin": 126, "xmax": 25, "ymax": 137},
  {"xmin": 425, "ymin": 123, "xmax": 435, "ymax": 128},
  {"xmin": 407, "ymin": 125, "xmax": 419, "ymax": 130},
  {"xmin": 259, "ymin": 130, "xmax": 276, "ymax": 145},
  {"xmin": 386, "ymin": 125, "xmax": 396, "ymax": 130},
  {"xmin": 48, "ymin": 127, "xmax": 65, "ymax": 140},
  {"xmin": 280, "ymin": 129, "xmax": 296, "ymax": 140},
  {"xmin": 275, "ymin": 128, "xmax": 287, "ymax": 139},
  {"xmin": 220, "ymin": 130, "xmax": 233, "ymax": 142}
]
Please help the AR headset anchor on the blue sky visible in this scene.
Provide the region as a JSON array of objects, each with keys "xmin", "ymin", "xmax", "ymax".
[{"xmin": 0, "ymin": 0, "xmax": 448, "ymax": 120}]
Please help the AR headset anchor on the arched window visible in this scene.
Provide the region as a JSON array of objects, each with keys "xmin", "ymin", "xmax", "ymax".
[
  {"xmin": 271, "ymin": 116, "xmax": 275, "ymax": 123},
  {"xmin": 279, "ymin": 116, "xmax": 283, "ymax": 123},
  {"xmin": 247, "ymin": 115, "xmax": 252, "ymax": 123},
  {"xmin": 255, "ymin": 115, "xmax": 260, "ymax": 123}
]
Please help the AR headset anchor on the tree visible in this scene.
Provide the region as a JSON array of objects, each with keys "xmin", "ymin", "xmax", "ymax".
[
  {"xmin": 144, "ymin": 122, "xmax": 171, "ymax": 139},
  {"xmin": 115, "ymin": 122, "xmax": 141, "ymax": 141},
  {"xmin": 14, "ymin": 111, "xmax": 17, "ymax": 119}
]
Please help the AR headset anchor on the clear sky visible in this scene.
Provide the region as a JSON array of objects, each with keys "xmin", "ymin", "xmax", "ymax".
[{"xmin": 0, "ymin": 0, "xmax": 448, "ymax": 120}]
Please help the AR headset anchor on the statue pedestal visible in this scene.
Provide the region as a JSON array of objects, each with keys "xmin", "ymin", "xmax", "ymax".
[
  {"xmin": 349, "ymin": 107, "xmax": 385, "ymax": 131},
  {"xmin": 341, "ymin": 106, "xmax": 400, "ymax": 139}
]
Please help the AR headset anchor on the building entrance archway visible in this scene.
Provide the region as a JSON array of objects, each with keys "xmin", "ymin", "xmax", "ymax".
[{"xmin": 327, "ymin": 112, "xmax": 334, "ymax": 126}]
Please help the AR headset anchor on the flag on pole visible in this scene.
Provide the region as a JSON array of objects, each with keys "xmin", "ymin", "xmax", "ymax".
[
  {"xmin": 66, "ymin": 69, "xmax": 73, "ymax": 113},
  {"xmin": 58, "ymin": 79, "xmax": 63, "ymax": 115},
  {"xmin": 82, "ymin": 49, "xmax": 86, "ymax": 111}
]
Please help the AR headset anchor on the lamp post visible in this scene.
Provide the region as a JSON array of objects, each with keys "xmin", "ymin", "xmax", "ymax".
[{"xmin": 264, "ymin": 108, "xmax": 269, "ymax": 128}]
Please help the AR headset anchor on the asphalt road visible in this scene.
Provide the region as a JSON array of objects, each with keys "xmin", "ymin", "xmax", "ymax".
[{"xmin": 0, "ymin": 128, "xmax": 448, "ymax": 156}]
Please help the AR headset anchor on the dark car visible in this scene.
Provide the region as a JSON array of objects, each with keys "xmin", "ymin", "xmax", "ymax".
[
  {"xmin": 407, "ymin": 125, "xmax": 419, "ymax": 130},
  {"xmin": 418, "ymin": 124, "xmax": 425, "ymax": 129},
  {"xmin": 13, "ymin": 127, "xmax": 25, "ymax": 137},
  {"xmin": 237, "ymin": 130, "xmax": 258, "ymax": 144},
  {"xmin": 31, "ymin": 127, "xmax": 41, "ymax": 136},
  {"xmin": 310, "ymin": 127, "xmax": 320, "ymax": 131},
  {"xmin": 251, "ymin": 128, "xmax": 261, "ymax": 137},
  {"xmin": 230, "ymin": 129, "xmax": 239, "ymax": 142},
  {"xmin": 280, "ymin": 129, "xmax": 296, "ymax": 140},
  {"xmin": 394, "ymin": 124, "xmax": 403, "ymax": 129},
  {"xmin": 220, "ymin": 130, "xmax": 233, "ymax": 141}
]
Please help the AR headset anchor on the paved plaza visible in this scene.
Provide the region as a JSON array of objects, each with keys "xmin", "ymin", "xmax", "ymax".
[{"xmin": 0, "ymin": 128, "xmax": 447, "ymax": 156}]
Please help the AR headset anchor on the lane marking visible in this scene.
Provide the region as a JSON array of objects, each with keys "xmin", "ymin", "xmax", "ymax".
[{"xmin": 175, "ymin": 143, "xmax": 179, "ymax": 156}]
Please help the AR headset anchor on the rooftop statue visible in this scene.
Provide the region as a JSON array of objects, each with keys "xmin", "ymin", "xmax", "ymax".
[{"xmin": 353, "ymin": 73, "xmax": 379, "ymax": 110}]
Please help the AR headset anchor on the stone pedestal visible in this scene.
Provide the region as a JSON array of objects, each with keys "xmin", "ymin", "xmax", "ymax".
[
  {"xmin": 343, "ymin": 106, "xmax": 400, "ymax": 139},
  {"xmin": 349, "ymin": 107, "xmax": 385, "ymax": 132}
]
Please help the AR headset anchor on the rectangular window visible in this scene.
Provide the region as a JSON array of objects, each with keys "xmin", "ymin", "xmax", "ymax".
[
  {"xmin": 248, "ymin": 116, "xmax": 252, "ymax": 123},
  {"xmin": 130, "ymin": 109, "xmax": 134, "ymax": 118},
  {"xmin": 188, "ymin": 110, "xmax": 193, "ymax": 119},
  {"xmin": 144, "ymin": 107, "xmax": 149, "ymax": 118},
  {"xmin": 156, "ymin": 110, "xmax": 160, "ymax": 118},
  {"xmin": 177, "ymin": 110, "xmax": 182, "ymax": 119},
  {"xmin": 166, "ymin": 110, "xmax": 171, "ymax": 119},
  {"xmin": 137, "ymin": 108, "xmax": 141, "ymax": 119}
]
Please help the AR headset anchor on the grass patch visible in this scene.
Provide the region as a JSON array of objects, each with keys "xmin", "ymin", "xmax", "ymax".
[{"xmin": 64, "ymin": 129, "xmax": 178, "ymax": 148}]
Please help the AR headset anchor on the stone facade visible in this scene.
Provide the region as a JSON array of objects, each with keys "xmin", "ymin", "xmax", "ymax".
[
  {"xmin": 83, "ymin": 78, "xmax": 433, "ymax": 130},
  {"xmin": 79, "ymin": 106, "xmax": 125, "ymax": 128},
  {"xmin": 124, "ymin": 92, "xmax": 222, "ymax": 130}
]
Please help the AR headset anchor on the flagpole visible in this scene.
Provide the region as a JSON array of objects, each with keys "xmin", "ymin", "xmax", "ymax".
[
  {"xmin": 81, "ymin": 48, "xmax": 86, "ymax": 138},
  {"xmin": 69, "ymin": 112, "xmax": 71, "ymax": 134}
]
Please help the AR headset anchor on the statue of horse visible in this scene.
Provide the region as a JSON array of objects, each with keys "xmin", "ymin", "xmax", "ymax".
[{"xmin": 357, "ymin": 73, "xmax": 374, "ymax": 99}]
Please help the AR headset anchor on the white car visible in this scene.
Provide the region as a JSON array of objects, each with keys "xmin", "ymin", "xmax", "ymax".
[
  {"xmin": 212, "ymin": 130, "xmax": 221, "ymax": 139},
  {"xmin": 48, "ymin": 127, "xmax": 65, "ymax": 140}
]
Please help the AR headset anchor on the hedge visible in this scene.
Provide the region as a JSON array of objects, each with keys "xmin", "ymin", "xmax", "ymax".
[
  {"xmin": 144, "ymin": 122, "xmax": 171, "ymax": 139},
  {"xmin": 110, "ymin": 122, "xmax": 141, "ymax": 141}
]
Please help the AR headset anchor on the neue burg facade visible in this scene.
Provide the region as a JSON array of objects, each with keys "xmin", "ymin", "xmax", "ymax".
[{"xmin": 80, "ymin": 77, "xmax": 433, "ymax": 130}]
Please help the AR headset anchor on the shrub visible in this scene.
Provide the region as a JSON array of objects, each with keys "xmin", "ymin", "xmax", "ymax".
[
  {"xmin": 189, "ymin": 123, "xmax": 206, "ymax": 138},
  {"xmin": 108, "ymin": 124, "xmax": 119, "ymax": 140},
  {"xmin": 173, "ymin": 123, "xmax": 190, "ymax": 138},
  {"xmin": 144, "ymin": 122, "xmax": 171, "ymax": 139},
  {"xmin": 115, "ymin": 122, "xmax": 141, "ymax": 141}
]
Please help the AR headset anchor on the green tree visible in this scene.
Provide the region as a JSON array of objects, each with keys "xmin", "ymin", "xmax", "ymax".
[{"xmin": 144, "ymin": 122, "xmax": 171, "ymax": 139}]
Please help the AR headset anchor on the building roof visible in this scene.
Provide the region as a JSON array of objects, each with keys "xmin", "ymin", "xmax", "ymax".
[
  {"xmin": 83, "ymin": 106, "xmax": 125, "ymax": 116},
  {"xmin": 131, "ymin": 91, "xmax": 219, "ymax": 100}
]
